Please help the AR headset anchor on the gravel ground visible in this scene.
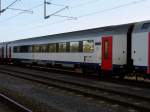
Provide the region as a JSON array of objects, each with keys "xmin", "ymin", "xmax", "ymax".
[
  {"xmin": 0, "ymin": 101, "xmax": 17, "ymax": 112},
  {"xmin": 0, "ymin": 72, "xmax": 138, "ymax": 112},
  {"xmin": 4, "ymin": 65, "xmax": 150, "ymax": 99}
]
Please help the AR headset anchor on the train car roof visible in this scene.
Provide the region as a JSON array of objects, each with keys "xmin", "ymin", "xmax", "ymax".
[
  {"xmin": 1, "ymin": 20, "xmax": 150, "ymax": 44},
  {"xmin": 0, "ymin": 42, "xmax": 11, "ymax": 45},
  {"xmin": 9, "ymin": 23, "xmax": 133, "ymax": 44}
]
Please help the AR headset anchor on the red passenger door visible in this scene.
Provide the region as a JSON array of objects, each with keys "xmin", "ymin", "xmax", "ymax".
[{"xmin": 101, "ymin": 36, "xmax": 113, "ymax": 71}]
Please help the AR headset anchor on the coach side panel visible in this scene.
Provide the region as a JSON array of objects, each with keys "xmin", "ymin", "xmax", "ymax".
[
  {"xmin": 132, "ymin": 32, "xmax": 148, "ymax": 67},
  {"xmin": 113, "ymin": 34, "xmax": 127, "ymax": 66},
  {"xmin": 10, "ymin": 36, "xmax": 101, "ymax": 65},
  {"xmin": 132, "ymin": 21, "xmax": 150, "ymax": 74}
]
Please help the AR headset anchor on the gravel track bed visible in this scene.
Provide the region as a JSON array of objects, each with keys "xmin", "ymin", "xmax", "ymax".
[
  {"xmin": 0, "ymin": 71, "xmax": 138, "ymax": 112},
  {"xmin": 0, "ymin": 101, "xmax": 18, "ymax": 112},
  {"xmin": 1, "ymin": 65, "xmax": 150, "ymax": 100},
  {"xmin": 23, "ymin": 65, "xmax": 150, "ymax": 88}
]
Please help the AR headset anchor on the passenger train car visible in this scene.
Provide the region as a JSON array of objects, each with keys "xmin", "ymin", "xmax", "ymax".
[
  {"xmin": 0, "ymin": 42, "xmax": 11, "ymax": 64},
  {"xmin": 132, "ymin": 22, "xmax": 150, "ymax": 78},
  {"xmin": 0, "ymin": 20, "xmax": 150, "ymax": 79}
]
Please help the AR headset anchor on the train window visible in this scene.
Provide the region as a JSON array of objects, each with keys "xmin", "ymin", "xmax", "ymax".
[
  {"xmin": 70, "ymin": 42, "xmax": 79, "ymax": 52},
  {"xmin": 32, "ymin": 46, "xmax": 35, "ymax": 52},
  {"xmin": 59, "ymin": 42, "xmax": 66, "ymax": 52},
  {"xmin": 56, "ymin": 43, "xmax": 59, "ymax": 52},
  {"xmin": 28, "ymin": 46, "xmax": 32, "ymax": 53},
  {"xmin": 13, "ymin": 46, "xmax": 18, "ymax": 53},
  {"xmin": 83, "ymin": 40, "xmax": 94, "ymax": 53},
  {"xmin": 66, "ymin": 42, "xmax": 70, "ymax": 52},
  {"xmin": 14, "ymin": 46, "xmax": 20, "ymax": 53},
  {"xmin": 32, "ymin": 45, "xmax": 40, "ymax": 53},
  {"xmin": 48, "ymin": 43, "xmax": 56, "ymax": 52},
  {"xmin": 40, "ymin": 44, "xmax": 48, "ymax": 52},
  {"xmin": 17, "ymin": 47, "xmax": 20, "ymax": 53},
  {"xmin": 20, "ymin": 45, "xmax": 31, "ymax": 53},
  {"xmin": 141, "ymin": 23, "xmax": 150, "ymax": 29},
  {"xmin": 104, "ymin": 40, "xmax": 109, "ymax": 59}
]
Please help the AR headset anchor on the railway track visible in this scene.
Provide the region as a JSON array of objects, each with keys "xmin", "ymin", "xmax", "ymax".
[
  {"xmin": 24, "ymin": 65, "xmax": 150, "ymax": 89},
  {"xmin": 0, "ymin": 93, "xmax": 32, "ymax": 112},
  {"xmin": 0, "ymin": 66, "xmax": 150, "ymax": 111}
]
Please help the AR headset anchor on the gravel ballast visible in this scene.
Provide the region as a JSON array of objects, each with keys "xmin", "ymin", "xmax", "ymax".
[{"xmin": 0, "ymin": 71, "xmax": 138, "ymax": 112}]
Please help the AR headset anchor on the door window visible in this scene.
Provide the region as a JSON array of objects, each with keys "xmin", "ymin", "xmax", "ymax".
[{"xmin": 104, "ymin": 40, "xmax": 109, "ymax": 59}]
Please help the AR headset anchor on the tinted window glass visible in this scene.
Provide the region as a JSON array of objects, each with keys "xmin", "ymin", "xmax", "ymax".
[
  {"xmin": 48, "ymin": 43, "xmax": 56, "ymax": 52},
  {"xmin": 20, "ymin": 45, "xmax": 31, "ymax": 53},
  {"xmin": 13, "ymin": 46, "xmax": 18, "ymax": 53},
  {"xmin": 104, "ymin": 40, "xmax": 109, "ymax": 59},
  {"xmin": 83, "ymin": 40, "xmax": 94, "ymax": 52},
  {"xmin": 70, "ymin": 42, "xmax": 79, "ymax": 52},
  {"xmin": 32, "ymin": 45, "xmax": 40, "ymax": 53},
  {"xmin": 66, "ymin": 42, "xmax": 70, "ymax": 52},
  {"xmin": 59, "ymin": 43, "xmax": 66, "ymax": 52},
  {"xmin": 40, "ymin": 44, "xmax": 48, "ymax": 52},
  {"xmin": 14, "ymin": 46, "xmax": 31, "ymax": 53}
]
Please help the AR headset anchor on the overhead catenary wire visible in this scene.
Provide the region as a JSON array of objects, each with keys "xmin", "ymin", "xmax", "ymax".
[
  {"xmin": 70, "ymin": 0, "xmax": 102, "ymax": 9},
  {"xmin": 7, "ymin": 0, "xmax": 34, "ymax": 14},
  {"xmin": 34, "ymin": 0, "xmax": 148, "ymax": 28},
  {"xmin": 50, "ymin": 14, "xmax": 77, "ymax": 20},
  {"xmin": 0, "ymin": 0, "xmax": 107, "ymax": 22},
  {"xmin": 0, "ymin": 3, "xmax": 43, "ymax": 23},
  {"xmin": 44, "ymin": 0, "xmax": 102, "ymax": 19},
  {"xmin": 44, "ymin": 1, "xmax": 75, "ymax": 20},
  {"xmin": 0, "ymin": 0, "xmax": 19, "ymax": 13},
  {"xmin": 47, "ymin": 0, "xmax": 102, "ymax": 9},
  {"xmin": 8, "ymin": 8, "xmax": 33, "ymax": 14},
  {"xmin": 50, "ymin": 2, "xmax": 68, "ymax": 7},
  {"xmin": 0, "ymin": 0, "xmax": 148, "ymax": 32},
  {"xmin": 44, "ymin": 0, "xmax": 104, "ymax": 20},
  {"xmin": 1, "ymin": 0, "xmax": 147, "ymax": 33},
  {"xmin": 44, "ymin": 5, "xmax": 69, "ymax": 19},
  {"xmin": 0, "ymin": 0, "xmax": 147, "ymax": 22},
  {"xmin": 78, "ymin": 0, "xmax": 148, "ymax": 18},
  {"xmin": 35, "ymin": 0, "xmax": 148, "ymax": 28},
  {"xmin": 4, "ymin": 0, "xmax": 18, "ymax": 10}
]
